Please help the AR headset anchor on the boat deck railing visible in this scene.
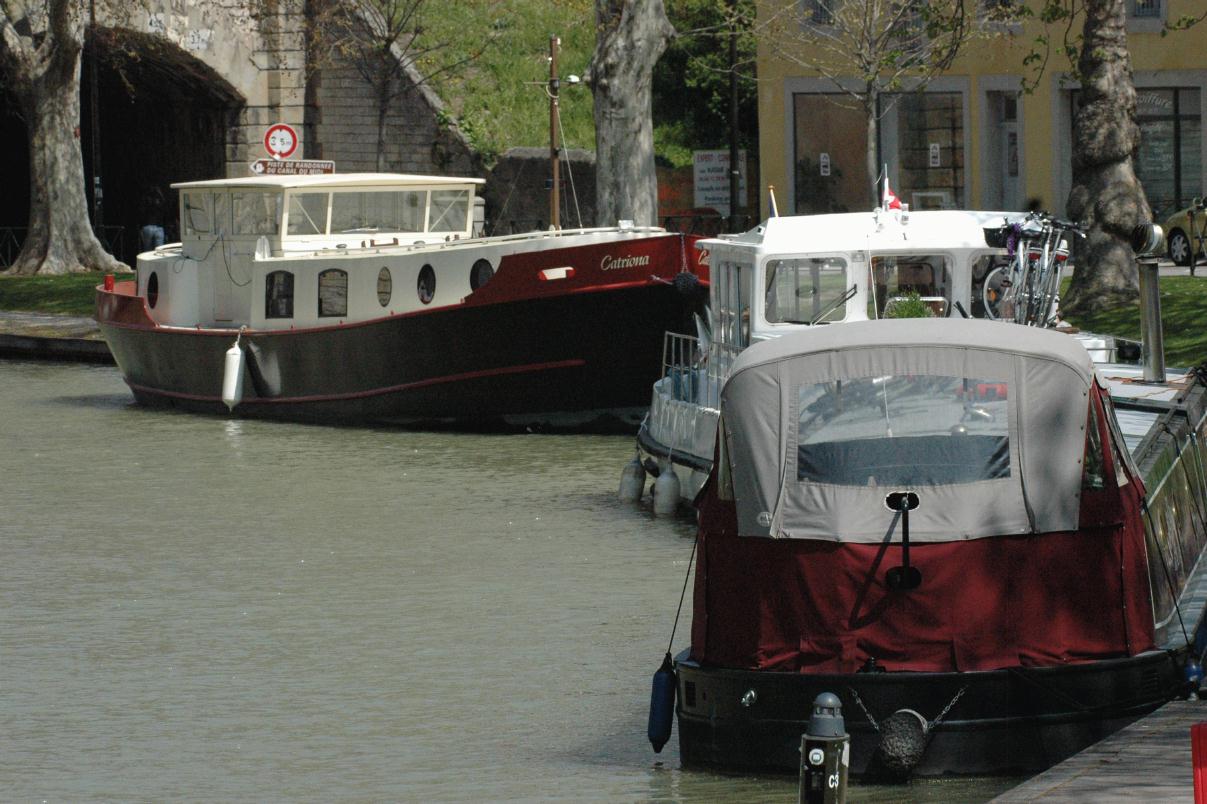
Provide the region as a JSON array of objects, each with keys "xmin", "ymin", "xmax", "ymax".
[{"xmin": 659, "ymin": 331, "xmax": 742, "ymax": 410}]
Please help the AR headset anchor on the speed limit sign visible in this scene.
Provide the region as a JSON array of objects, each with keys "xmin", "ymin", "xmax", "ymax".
[{"xmin": 264, "ymin": 123, "xmax": 298, "ymax": 160}]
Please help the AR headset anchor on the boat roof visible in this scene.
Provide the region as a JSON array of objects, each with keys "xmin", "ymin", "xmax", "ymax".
[
  {"xmin": 720, "ymin": 318, "xmax": 1101, "ymax": 544},
  {"xmin": 701, "ymin": 209, "xmax": 1013, "ymax": 255},
  {"xmin": 729, "ymin": 317, "xmax": 1098, "ymax": 385},
  {"xmin": 171, "ymin": 172, "xmax": 485, "ymax": 191}
]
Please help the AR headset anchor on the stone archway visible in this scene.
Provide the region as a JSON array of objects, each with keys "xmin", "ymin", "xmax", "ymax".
[{"xmin": 0, "ymin": 26, "xmax": 245, "ymax": 266}]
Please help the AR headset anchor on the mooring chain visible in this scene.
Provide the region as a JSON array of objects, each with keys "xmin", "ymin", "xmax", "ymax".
[
  {"xmin": 927, "ymin": 685, "xmax": 969, "ymax": 731},
  {"xmin": 846, "ymin": 686, "xmax": 879, "ymax": 732}
]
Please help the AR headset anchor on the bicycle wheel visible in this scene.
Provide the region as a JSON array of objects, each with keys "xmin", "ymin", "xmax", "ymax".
[{"xmin": 982, "ymin": 265, "xmax": 1014, "ymax": 320}]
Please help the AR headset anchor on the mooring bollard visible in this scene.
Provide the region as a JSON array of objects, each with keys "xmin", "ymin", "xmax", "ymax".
[{"xmin": 799, "ymin": 692, "xmax": 849, "ymax": 804}]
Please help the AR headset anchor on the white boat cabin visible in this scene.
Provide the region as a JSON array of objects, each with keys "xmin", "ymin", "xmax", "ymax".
[
  {"xmin": 136, "ymin": 173, "xmax": 487, "ymax": 330},
  {"xmin": 701, "ymin": 209, "xmax": 1014, "ymax": 355}
]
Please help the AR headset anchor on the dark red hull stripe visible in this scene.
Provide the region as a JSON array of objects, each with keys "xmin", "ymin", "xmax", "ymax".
[{"xmin": 127, "ymin": 358, "xmax": 587, "ymax": 405}]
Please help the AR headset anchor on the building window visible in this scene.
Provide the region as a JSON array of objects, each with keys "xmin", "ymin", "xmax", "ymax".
[
  {"xmin": 1134, "ymin": 88, "xmax": 1202, "ymax": 217},
  {"xmin": 377, "ymin": 267, "xmax": 392, "ymax": 306},
  {"xmin": 1132, "ymin": 0, "xmax": 1160, "ymax": 17},
  {"xmin": 417, "ymin": 264, "xmax": 436, "ymax": 304},
  {"xmin": 801, "ymin": 0, "xmax": 834, "ymax": 26},
  {"xmin": 883, "ymin": 92, "xmax": 965, "ymax": 209},
  {"xmin": 318, "ymin": 269, "xmax": 347, "ymax": 317},
  {"xmin": 266, "ymin": 270, "xmax": 294, "ymax": 319},
  {"xmin": 793, "ymin": 93, "xmax": 868, "ymax": 213}
]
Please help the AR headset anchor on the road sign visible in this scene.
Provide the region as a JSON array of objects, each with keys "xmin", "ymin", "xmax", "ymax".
[
  {"xmin": 250, "ymin": 159, "xmax": 335, "ymax": 176},
  {"xmin": 264, "ymin": 123, "xmax": 299, "ymax": 159},
  {"xmin": 693, "ymin": 149, "xmax": 748, "ymax": 217}
]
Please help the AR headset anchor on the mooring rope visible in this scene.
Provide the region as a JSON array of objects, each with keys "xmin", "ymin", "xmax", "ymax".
[{"xmin": 665, "ymin": 536, "xmax": 698, "ymax": 655}]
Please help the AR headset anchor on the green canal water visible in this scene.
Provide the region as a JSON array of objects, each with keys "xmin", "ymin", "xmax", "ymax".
[{"xmin": 0, "ymin": 360, "xmax": 1018, "ymax": 801}]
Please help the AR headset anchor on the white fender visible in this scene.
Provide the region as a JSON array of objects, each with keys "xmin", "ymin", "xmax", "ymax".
[{"xmin": 222, "ymin": 334, "xmax": 245, "ymax": 411}]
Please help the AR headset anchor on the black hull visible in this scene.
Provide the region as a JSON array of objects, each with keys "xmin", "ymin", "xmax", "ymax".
[
  {"xmin": 675, "ymin": 650, "xmax": 1184, "ymax": 777},
  {"xmin": 100, "ymin": 283, "xmax": 704, "ymax": 432}
]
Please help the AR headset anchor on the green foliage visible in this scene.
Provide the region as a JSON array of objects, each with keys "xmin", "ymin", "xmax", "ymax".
[
  {"xmin": 652, "ymin": 0, "xmax": 759, "ymax": 162},
  {"xmin": 415, "ymin": 0, "xmax": 596, "ymax": 166},
  {"xmin": 883, "ymin": 291, "xmax": 936, "ymax": 319},
  {"xmin": 0, "ymin": 273, "xmax": 108, "ymax": 316}
]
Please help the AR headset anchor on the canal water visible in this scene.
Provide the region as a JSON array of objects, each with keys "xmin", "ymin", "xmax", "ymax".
[{"xmin": 0, "ymin": 361, "xmax": 1016, "ymax": 801}]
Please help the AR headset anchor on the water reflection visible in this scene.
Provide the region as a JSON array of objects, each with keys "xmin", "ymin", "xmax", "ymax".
[{"xmin": 0, "ymin": 361, "xmax": 1014, "ymax": 801}]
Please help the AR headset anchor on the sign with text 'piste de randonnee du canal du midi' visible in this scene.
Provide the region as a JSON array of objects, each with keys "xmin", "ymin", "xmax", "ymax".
[
  {"xmin": 693, "ymin": 150, "xmax": 747, "ymax": 217},
  {"xmin": 250, "ymin": 123, "xmax": 335, "ymax": 175}
]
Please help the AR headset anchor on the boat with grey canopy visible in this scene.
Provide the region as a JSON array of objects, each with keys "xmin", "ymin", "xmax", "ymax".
[{"xmin": 664, "ymin": 316, "xmax": 1207, "ymax": 776}]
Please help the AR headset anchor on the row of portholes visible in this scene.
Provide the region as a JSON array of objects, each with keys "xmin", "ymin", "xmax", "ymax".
[
  {"xmin": 144, "ymin": 258, "xmax": 496, "ymax": 316},
  {"xmin": 377, "ymin": 258, "xmax": 495, "ymax": 307}
]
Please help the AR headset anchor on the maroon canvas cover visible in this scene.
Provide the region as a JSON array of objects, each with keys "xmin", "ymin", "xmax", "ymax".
[{"xmin": 689, "ymin": 384, "xmax": 1155, "ymax": 673}]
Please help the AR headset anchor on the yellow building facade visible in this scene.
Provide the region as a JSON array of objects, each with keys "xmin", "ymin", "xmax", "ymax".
[{"xmin": 756, "ymin": 0, "xmax": 1206, "ymax": 220}]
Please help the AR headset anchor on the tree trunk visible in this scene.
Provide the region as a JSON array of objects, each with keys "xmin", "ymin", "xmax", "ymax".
[
  {"xmin": 1062, "ymin": 0, "xmax": 1149, "ymax": 314},
  {"xmin": 6, "ymin": 35, "xmax": 123, "ymax": 275},
  {"xmin": 587, "ymin": 0, "xmax": 674, "ymax": 227}
]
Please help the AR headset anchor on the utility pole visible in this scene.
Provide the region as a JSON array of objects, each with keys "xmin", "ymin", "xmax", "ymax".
[{"xmin": 727, "ymin": 0, "xmax": 740, "ymax": 231}]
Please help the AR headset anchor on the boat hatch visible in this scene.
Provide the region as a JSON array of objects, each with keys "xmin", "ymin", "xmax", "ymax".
[{"xmin": 717, "ymin": 318, "xmax": 1110, "ymax": 542}]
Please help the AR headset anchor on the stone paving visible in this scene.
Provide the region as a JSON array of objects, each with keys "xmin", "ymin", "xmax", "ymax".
[{"xmin": 993, "ymin": 700, "xmax": 1204, "ymax": 802}]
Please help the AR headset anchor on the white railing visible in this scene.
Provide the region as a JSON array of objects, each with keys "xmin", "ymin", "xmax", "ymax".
[{"xmin": 660, "ymin": 331, "xmax": 742, "ymax": 410}]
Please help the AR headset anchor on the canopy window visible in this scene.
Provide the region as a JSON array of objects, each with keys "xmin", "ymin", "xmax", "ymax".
[
  {"xmin": 797, "ymin": 375, "xmax": 1010, "ymax": 487},
  {"xmin": 764, "ymin": 257, "xmax": 849, "ymax": 324}
]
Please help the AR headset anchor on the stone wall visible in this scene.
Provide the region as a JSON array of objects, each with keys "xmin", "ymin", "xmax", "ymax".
[
  {"xmin": 483, "ymin": 147, "xmax": 598, "ymax": 233},
  {"xmin": 307, "ymin": 62, "xmax": 476, "ymax": 177}
]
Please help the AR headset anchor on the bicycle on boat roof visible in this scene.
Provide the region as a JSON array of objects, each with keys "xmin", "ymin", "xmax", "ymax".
[{"xmin": 982, "ymin": 212, "xmax": 1087, "ymax": 327}]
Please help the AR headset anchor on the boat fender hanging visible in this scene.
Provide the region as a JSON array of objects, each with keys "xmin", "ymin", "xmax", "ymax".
[
  {"xmin": 653, "ymin": 465, "xmax": 681, "ymax": 516},
  {"xmin": 672, "ymin": 271, "xmax": 700, "ymax": 296},
  {"xmin": 647, "ymin": 652, "xmax": 677, "ymax": 753},
  {"xmin": 874, "ymin": 709, "xmax": 928, "ymax": 778},
  {"xmin": 222, "ymin": 329, "xmax": 246, "ymax": 411},
  {"xmin": 619, "ymin": 453, "xmax": 647, "ymax": 502}
]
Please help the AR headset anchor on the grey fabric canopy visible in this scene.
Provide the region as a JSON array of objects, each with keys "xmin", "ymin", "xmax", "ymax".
[{"xmin": 718, "ymin": 319, "xmax": 1099, "ymax": 543}]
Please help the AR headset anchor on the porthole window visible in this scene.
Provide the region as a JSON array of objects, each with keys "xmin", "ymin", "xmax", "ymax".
[
  {"xmin": 470, "ymin": 258, "xmax": 494, "ymax": 291},
  {"xmin": 147, "ymin": 271, "xmax": 159, "ymax": 309},
  {"xmin": 318, "ymin": 269, "xmax": 348, "ymax": 317},
  {"xmin": 377, "ymin": 267, "xmax": 392, "ymax": 306},
  {"xmin": 266, "ymin": 270, "xmax": 294, "ymax": 318},
  {"xmin": 417, "ymin": 264, "xmax": 436, "ymax": 304}
]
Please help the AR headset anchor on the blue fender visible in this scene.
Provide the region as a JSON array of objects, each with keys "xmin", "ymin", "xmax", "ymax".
[{"xmin": 647, "ymin": 652, "xmax": 677, "ymax": 753}]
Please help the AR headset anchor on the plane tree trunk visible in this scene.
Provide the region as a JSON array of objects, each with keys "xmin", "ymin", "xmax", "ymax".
[
  {"xmin": 1062, "ymin": 0, "xmax": 1148, "ymax": 314},
  {"xmin": 587, "ymin": 0, "xmax": 674, "ymax": 228},
  {"xmin": 0, "ymin": 2, "xmax": 124, "ymax": 275}
]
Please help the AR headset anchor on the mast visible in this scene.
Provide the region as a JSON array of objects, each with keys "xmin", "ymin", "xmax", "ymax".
[
  {"xmin": 727, "ymin": 0, "xmax": 739, "ymax": 230},
  {"xmin": 549, "ymin": 35, "xmax": 561, "ymax": 230}
]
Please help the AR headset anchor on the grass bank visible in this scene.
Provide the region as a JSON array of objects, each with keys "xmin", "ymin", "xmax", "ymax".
[
  {"xmin": 2, "ymin": 272, "xmax": 1204, "ymax": 366},
  {"xmin": 1060, "ymin": 276, "xmax": 1207, "ymax": 367},
  {"xmin": 0, "ymin": 273, "xmax": 108, "ymax": 317}
]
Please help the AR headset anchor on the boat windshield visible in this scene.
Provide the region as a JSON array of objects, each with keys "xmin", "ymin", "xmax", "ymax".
[
  {"xmin": 869, "ymin": 255, "xmax": 951, "ymax": 318},
  {"xmin": 797, "ymin": 374, "xmax": 1010, "ymax": 486},
  {"xmin": 764, "ymin": 257, "xmax": 848, "ymax": 324},
  {"xmin": 429, "ymin": 189, "xmax": 471, "ymax": 233},
  {"xmin": 331, "ymin": 190, "xmax": 426, "ymax": 234},
  {"xmin": 232, "ymin": 192, "xmax": 283, "ymax": 236}
]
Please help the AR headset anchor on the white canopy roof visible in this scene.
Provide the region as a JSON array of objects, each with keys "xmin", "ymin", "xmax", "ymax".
[
  {"xmin": 171, "ymin": 173, "xmax": 484, "ymax": 191},
  {"xmin": 720, "ymin": 319, "xmax": 1099, "ymax": 542}
]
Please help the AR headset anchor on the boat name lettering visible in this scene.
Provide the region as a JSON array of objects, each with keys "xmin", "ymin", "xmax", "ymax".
[{"xmin": 600, "ymin": 253, "xmax": 650, "ymax": 271}]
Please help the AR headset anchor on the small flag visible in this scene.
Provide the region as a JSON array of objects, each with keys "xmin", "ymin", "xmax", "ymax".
[{"xmin": 882, "ymin": 176, "xmax": 902, "ymax": 210}]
